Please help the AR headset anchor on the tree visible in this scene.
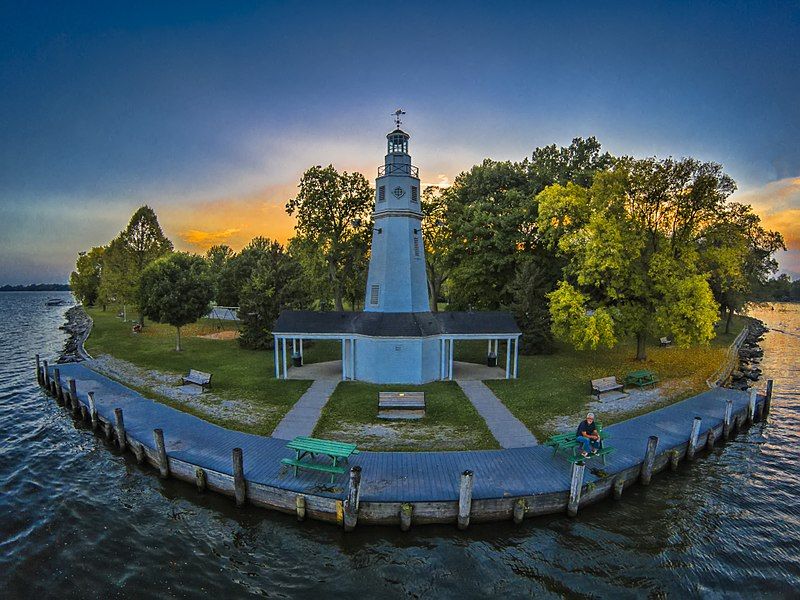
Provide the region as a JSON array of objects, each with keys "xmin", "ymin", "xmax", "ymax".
[
  {"xmin": 216, "ymin": 237, "xmax": 274, "ymax": 307},
  {"xmin": 205, "ymin": 244, "xmax": 234, "ymax": 304},
  {"xmin": 421, "ymin": 186, "xmax": 454, "ymax": 311},
  {"xmin": 139, "ymin": 253, "xmax": 213, "ymax": 351},
  {"xmin": 509, "ymin": 256, "xmax": 555, "ymax": 353},
  {"xmin": 237, "ymin": 240, "xmax": 309, "ymax": 349},
  {"xmin": 97, "ymin": 237, "xmax": 137, "ymax": 320},
  {"xmin": 539, "ymin": 157, "xmax": 733, "ymax": 360},
  {"xmin": 69, "ymin": 246, "xmax": 105, "ymax": 307},
  {"xmin": 286, "ymin": 165, "xmax": 373, "ymax": 311}
]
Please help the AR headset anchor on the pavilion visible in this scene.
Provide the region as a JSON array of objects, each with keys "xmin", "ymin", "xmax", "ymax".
[{"xmin": 272, "ymin": 114, "xmax": 521, "ymax": 384}]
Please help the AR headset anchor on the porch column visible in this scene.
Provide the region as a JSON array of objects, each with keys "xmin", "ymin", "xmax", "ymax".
[
  {"xmin": 514, "ymin": 337, "xmax": 519, "ymax": 379},
  {"xmin": 505, "ymin": 338, "xmax": 511, "ymax": 379},
  {"xmin": 449, "ymin": 338, "xmax": 454, "ymax": 381},
  {"xmin": 440, "ymin": 338, "xmax": 445, "ymax": 380},
  {"xmin": 292, "ymin": 338, "xmax": 296, "ymax": 354},
  {"xmin": 350, "ymin": 338, "xmax": 356, "ymax": 381},
  {"xmin": 299, "ymin": 339, "xmax": 304, "ymax": 361},
  {"xmin": 282, "ymin": 337, "xmax": 288, "ymax": 379},
  {"xmin": 341, "ymin": 338, "xmax": 346, "ymax": 380},
  {"xmin": 274, "ymin": 336, "xmax": 279, "ymax": 378}
]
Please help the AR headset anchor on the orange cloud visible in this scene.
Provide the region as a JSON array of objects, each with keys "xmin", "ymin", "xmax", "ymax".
[{"xmin": 731, "ymin": 176, "xmax": 800, "ymax": 251}]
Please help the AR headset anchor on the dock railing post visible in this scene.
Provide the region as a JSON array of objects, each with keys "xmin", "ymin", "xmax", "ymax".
[
  {"xmin": 706, "ymin": 426, "xmax": 716, "ymax": 450},
  {"xmin": 747, "ymin": 389, "xmax": 757, "ymax": 424},
  {"xmin": 723, "ymin": 400, "xmax": 733, "ymax": 440},
  {"xmin": 195, "ymin": 467, "xmax": 207, "ymax": 492},
  {"xmin": 114, "ymin": 408, "xmax": 126, "ymax": 451},
  {"xmin": 154, "ymin": 429, "xmax": 169, "ymax": 478},
  {"xmin": 567, "ymin": 461, "xmax": 585, "ymax": 517},
  {"xmin": 763, "ymin": 379, "xmax": 774, "ymax": 420},
  {"xmin": 457, "ymin": 470, "xmax": 474, "ymax": 530},
  {"xmin": 513, "ymin": 498, "xmax": 526, "ymax": 524},
  {"xmin": 687, "ymin": 417, "xmax": 702, "ymax": 461},
  {"xmin": 88, "ymin": 392, "xmax": 98, "ymax": 430},
  {"xmin": 232, "ymin": 448, "xmax": 246, "ymax": 507},
  {"xmin": 343, "ymin": 466, "xmax": 362, "ymax": 532},
  {"xmin": 400, "ymin": 503, "xmax": 413, "ymax": 531},
  {"xmin": 295, "ymin": 495, "xmax": 306, "ymax": 521},
  {"xmin": 43, "ymin": 359, "xmax": 50, "ymax": 389},
  {"xmin": 641, "ymin": 436, "xmax": 659, "ymax": 485},
  {"xmin": 35, "ymin": 354, "xmax": 42, "ymax": 385},
  {"xmin": 53, "ymin": 368, "xmax": 63, "ymax": 404},
  {"xmin": 612, "ymin": 476, "xmax": 625, "ymax": 499}
]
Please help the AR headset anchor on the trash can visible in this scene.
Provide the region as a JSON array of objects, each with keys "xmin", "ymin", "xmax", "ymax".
[
  {"xmin": 487, "ymin": 352, "xmax": 497, "ymax": 367},
  {"xmin": 292, "ymin": 352, "xmax": 302, "ymax": 368}
]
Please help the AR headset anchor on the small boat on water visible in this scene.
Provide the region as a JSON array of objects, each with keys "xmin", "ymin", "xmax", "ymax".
[{"xmin": 45, "ymin": 298, "xmax": 67, "ymax": 306}]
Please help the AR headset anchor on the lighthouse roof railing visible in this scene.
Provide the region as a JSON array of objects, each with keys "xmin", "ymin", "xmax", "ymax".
[{"xmin": 378, "ymin": 163, "xmax": 419, "ymax": 177}]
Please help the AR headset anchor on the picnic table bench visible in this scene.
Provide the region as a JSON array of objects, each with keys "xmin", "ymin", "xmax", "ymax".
[
  {"xmin": 545, "ymin": 423, "xmax": 614, "ymax": 464},
  {"xmin": 625, "ymin": 369, "xmax": 659, "ymax": 388},
  {"xmin": 281, "ymin": 436, "xmax": 359, "ymax": 483},
  {"xmin": 590, "ymin": 376, "xmax": 624, "ymax": 400},
  {"xmin": 660, "ymin": 337, "xmax": 672, "ymax": 347},
  {"xmin": 182, "ymin": 369, "xmax": 212, "ymax": 390}
]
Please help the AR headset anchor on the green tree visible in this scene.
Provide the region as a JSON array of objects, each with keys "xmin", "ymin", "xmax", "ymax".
[
  {"xmin": 539, "ymin": 157, "xmax": 733, "ymax": 360},
  {"xmin": 139, "ymin": 253, "xmax": 213, "ymax": 351},
  {"xmin": 286, "ymin": 165, "xmax": 373, "ymax": 311},
  {"xmin": 509, "ymin": 256, "xmax": 555, "ymax": 353},
  {"xmin": 421, "ymin": 186, "xmax": 454, "ymax": 311},
  {"xmin": 238, "ymin": 239, "xmax": 309, "ymax": 349},
  {"xmin": 205, "ymin": 244, "xmax": 234, "ymax": 303},
  {"xmin": 97, "ymin": 237, "xmax": 137, "ymax": 320},
  {"xmin": 216, "ymin": 237, "xmax": 274, "ymax": 307},
  {"xmin": 69, "ymin": 246, "xmax": 105, "ymax": 307}
]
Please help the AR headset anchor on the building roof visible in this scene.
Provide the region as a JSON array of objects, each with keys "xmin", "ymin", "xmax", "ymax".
[{"xmin": 272, "ymin": 310, "xmax": 521, "ymax": 337}]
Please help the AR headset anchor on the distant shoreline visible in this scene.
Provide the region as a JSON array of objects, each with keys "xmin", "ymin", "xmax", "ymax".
[{"xmin": 0, "ymin": 285, "xmax": 70, "ymax": 292}]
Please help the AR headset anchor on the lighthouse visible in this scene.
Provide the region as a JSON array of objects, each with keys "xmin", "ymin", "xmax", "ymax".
[{"xmin": 364, "ymin": 113, "xmax": 430, "ymax": 313}]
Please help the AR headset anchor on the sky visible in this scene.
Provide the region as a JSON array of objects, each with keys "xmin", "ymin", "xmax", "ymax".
[{"xmin": 1, "ymin": 0, "xmax": 798, "ymax": 284}]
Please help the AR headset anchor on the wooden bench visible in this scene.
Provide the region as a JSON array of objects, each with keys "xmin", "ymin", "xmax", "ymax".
[
  {"xmin": 545, "ymin": 424, "xmax": 614, "ymax": 465},
  {"xmin": 282, "ymin": 436, "xmax": 359, "ymax": 483},
  {"xmin": 590, "ymin": 376, "xmax": 624, "ymax": 399},
  {"xmin": 378, "ymin": 391, "xmax": 425, "ymax": 420},
  {"xmin": 182, "ymin": 369, "xmax": 212, "ymax": 390},
  {"xmin": 660, "ymin": 337, "xmax": 672, "ymax": 347},
  {"xmin": 625, "ymin": 369, "xmax": 659, "ymax": 388}
]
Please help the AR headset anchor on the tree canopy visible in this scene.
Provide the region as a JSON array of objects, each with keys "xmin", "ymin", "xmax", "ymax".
[{"xmin": 69, "ymin": 246, "xmax": 105, "ymax": 306}]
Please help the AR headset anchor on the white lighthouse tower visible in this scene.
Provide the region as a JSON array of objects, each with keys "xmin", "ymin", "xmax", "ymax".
[{"xmin": 364, "ymin": 110, "xmax": 430, "ymax": 312}]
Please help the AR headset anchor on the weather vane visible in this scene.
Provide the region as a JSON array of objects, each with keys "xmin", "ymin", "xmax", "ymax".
[{"xmin": 392, "ymin": 108, "xmax": 406, "ymax": 128}]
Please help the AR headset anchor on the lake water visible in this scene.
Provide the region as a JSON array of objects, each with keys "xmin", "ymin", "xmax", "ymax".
[{"xmin": 1, "ymin": 292, "xmax": 798, "ymax": 598}]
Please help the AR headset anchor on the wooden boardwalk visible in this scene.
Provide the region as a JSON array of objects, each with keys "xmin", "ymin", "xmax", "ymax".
[{"xmin": 42, "ymin": 362, "xmax": 763, "ymax": 526}]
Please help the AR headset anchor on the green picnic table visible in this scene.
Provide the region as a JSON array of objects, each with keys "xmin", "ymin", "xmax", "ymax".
[
  {"xmin": 545, "ymin": 423, "xmax": 614, "ymax": 464},
  {"xmin": 625, "ymin": 369, "xmax": 659, "ymax": 388},
  {"xmin": 281, "ymin": 436, "xmax": 360, "ymax": 483}
]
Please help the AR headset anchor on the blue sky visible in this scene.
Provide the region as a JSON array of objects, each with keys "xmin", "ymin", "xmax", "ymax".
[{"xmin": 1, "ymin": 0, "xmax": 798, "ymax": 283}]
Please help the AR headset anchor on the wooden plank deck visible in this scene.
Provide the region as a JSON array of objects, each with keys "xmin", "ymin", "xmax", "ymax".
[{"xmin": 47, "ymin": 363, "xmax": 755, "ymax": 510}]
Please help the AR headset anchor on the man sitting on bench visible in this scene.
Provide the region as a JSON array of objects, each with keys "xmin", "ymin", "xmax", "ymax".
[{"xmin": 576, "ymin": 412, "xmax": 601, "ymax": 457}]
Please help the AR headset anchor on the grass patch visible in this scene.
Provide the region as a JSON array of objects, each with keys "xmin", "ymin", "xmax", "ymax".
[
  {"xmin": 313, "ymin": 381, "xmax": 500, "ymax": 451},
  {"xmin": 84, "ymin": 308, "xmax": 311, "ymax": 433}
]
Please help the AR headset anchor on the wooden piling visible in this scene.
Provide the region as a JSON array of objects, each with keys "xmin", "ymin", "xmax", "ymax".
[
  {"xmin": 232, "ymin": 448, "xmax": 246, "ymax": 507},
  {"xmin": 512, "ymin": 498, "xmax": 526, "ymax": 524},
  {"xmin": 53, "ymin": 368, "xmax": 63, "ymax": 404},
  {"xmin": 195, "ymin": 467, "xmax": 207, "ymax": 492},
  {"xmin": 80, "ymin": 403, "xmax": 89, "ymax": 422},
  {"xmin": 88, "ymin": 392, "xmax": 98, "ymax": 430},
  {"xmin": 641, "ymin": 436, "xmax": 659, "ymax": 486},
  {"xmin": 457, "ymin": 470, "xmax": 474, "ymax": 530},
  {"xmin": 131, "ymin": 442, "xmax": 145, "ymax": 464},
  {"xmin": 763, "ymin": 379, "xmax": 774, "ymax": 420},
  {"xmin": 400, "ymin": 503, "xmax": 413, "ymax": 531},
  {"xmin": 343, "ymin": 466, "xmax": 362, "ymax": 531},
  {"xmin": 69, "ymin": 379, "xmax": 80, "ymax": 415},
  {"xmin": 43, "ymin": 359, "xmax": 50, "ymax": 389},
  {"xmin": 153, "ymin": 429, "xmax": 169, "ymax": 478},
  {"xmin": 747, "ymin": 389, "xmax": 757, "ymax": 424},
  {"xmin": 567, "ymin": 461, "xmax": 585, "ymax": 517},
  {"xmin": 723, "ymin": 400, "xmax": 733, "ymax": 440},
  {"xmin": 35, "ymin": 354, "xmax": 42, "ymax": 385},
  {"xmin": 114, "ymin": 408, "xmax": 126, "ymax": 451},
  {"xmin": 612, "ymin": 476, "xmax": 625, "ymax": 500},
  {"xmin": 669, "ymin": 450, "xmax": 680, "ymax": 471},
  {"xmin": 706, "ymin": 428, "xmax": 716, "ymax": 450},
  {"xmin": 687, "ymin": 417, "xmax": 702, "ymax": 461},
  {"xmin": 295, "ymin": 495, "xmax": 306, "ymax": 521},
  {"xmin": 103, "ymin": 420, "xmax": 113, "ymax": 440}
]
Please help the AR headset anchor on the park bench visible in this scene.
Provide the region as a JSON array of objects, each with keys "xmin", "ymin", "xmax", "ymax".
[
  {"xmin": 590, "ymin": 376, "xmax": 624, "ymax": 400},
  {"xmin": 625, "ymin": 369, "xmax": 659, "ymax": 388},
  {"xmin": 281, "ymin": 436, "xmax": 359, "ymax": 483},
  {"xmin": 182, "ymin": 369, "xmax": 212, "ymax": 391},
  {"xmin": 378, "ymin": 391, "xmax": 425, "ymax": 420},
  {"xmin": 545, "ymin": 423, "xmax": 614, "ymax": 465},
  {"xmin": 660, "ymin": 337, "xmax": 672, "ymax": 347}
]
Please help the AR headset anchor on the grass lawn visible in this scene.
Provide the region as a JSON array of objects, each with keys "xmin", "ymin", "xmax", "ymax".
[
  {"xmin": 84, "ymin": 308, "xmax": 311, "ymax": 435},
  {"xmin": 313, "ymin": 381, "xmax": 500, "ymax": 451},
  {"xmin": 477, "ymin": 316, "xmax": 750, "ymax": 441}
]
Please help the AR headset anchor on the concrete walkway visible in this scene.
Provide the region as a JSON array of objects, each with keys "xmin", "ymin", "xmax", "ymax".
[
  {"xmin": 457, "ymin": 380, "xmax": 538, "ymax": 448},
  {"xmin": 270, "ymin": 378, "xmax": 339, "ymax": 440}
]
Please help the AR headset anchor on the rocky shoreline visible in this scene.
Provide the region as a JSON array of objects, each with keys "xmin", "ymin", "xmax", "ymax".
[
  {"xmin": 57, "ymin": 305, "xmax": 93, "ymax": 363},
  {"xmin": 727, "ymin": 318, "xmax": 768, "ymax": 391}
]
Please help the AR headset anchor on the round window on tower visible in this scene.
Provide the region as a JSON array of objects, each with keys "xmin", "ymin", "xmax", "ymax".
[{"xmin": 393, "ymin": 187, "xmax": 405, "ymax": 198}]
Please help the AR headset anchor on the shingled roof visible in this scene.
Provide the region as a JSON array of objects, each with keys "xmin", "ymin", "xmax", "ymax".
[{"xmin": 272, "ymin": 310, "xmax": 520, "ymax": 337}]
